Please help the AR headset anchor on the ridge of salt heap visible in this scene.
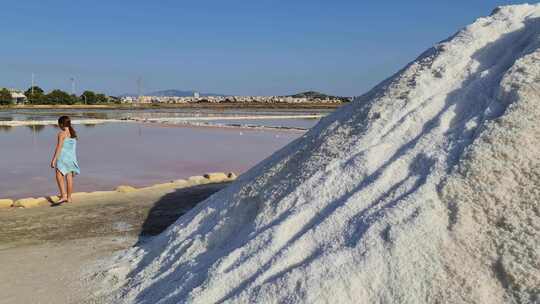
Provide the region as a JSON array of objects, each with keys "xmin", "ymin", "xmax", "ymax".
[{"xmin": 107, "ymin": 4, "xmax": 540, "ymax": 303}]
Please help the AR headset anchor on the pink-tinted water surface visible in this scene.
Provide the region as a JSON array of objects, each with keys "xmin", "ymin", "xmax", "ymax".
[{"xmin": 0, "ymin": 123, "xmax": 302, "ymax": 199}]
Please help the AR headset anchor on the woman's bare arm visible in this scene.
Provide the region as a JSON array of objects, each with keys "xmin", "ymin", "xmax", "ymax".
[{"xmin": 51, "ymin": 132, "xmax": 66, "ymax": 168}]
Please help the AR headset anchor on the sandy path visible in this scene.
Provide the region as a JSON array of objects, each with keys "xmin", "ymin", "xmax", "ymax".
[
  {"xmin": 0, "ymin": 182, "xmax": 229, "ymax": 304},
  {"xmin": 0, "ymin": 236, "xmax": 133, "ymax": 304}
]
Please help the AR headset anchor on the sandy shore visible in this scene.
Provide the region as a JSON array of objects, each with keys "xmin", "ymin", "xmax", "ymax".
[{"xmin": 0, "ymin": 175, "xmax": 233, "ymax": 304}]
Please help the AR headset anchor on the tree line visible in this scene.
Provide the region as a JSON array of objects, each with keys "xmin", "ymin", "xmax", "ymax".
[
  {"xmin": 0, "ymin": 88, "xmax": 11, "ymax": 105},
  {"xmin": 0, "ymin": 86, "xmax": 119, "ymax": 105}
]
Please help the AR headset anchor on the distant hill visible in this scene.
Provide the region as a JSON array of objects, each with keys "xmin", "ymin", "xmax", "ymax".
[
  {"xmin": 150, "ymin": 89, "xmax": 226, "ymax": 97},
  {"xmin": 120, "ymin": 89, "xmax": 225, "ymax": 97},
  {"xmin": 288, "ymin": 91, "xmax": 351, "ymax": 102},
  {"xmin": 150, "ymin": 89, "xmax": 196, "ymax": 97},
  {"xmin": 120, "ymin": 89, "xmax": 350, "ymax": 101}
]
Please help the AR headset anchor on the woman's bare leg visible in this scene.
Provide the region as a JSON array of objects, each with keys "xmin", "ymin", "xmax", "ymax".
[
  {"xmin": 66, "ymin": 173, "xmax": 74, "ymax": 202},
  {"xmin": 55, "ymin": 170, "xmax": 67, "ymax": 200}
]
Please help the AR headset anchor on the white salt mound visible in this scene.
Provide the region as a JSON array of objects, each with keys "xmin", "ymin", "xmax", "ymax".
[{"xmin": 106, "ymin": 4, "xmax": 540, "ymax": 303}]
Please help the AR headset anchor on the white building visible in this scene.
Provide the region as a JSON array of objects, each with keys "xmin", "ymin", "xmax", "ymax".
[
  {"xmin": 119, "ymin": 95, "xmax": 347, "ymax": 105},
  {"xmin": 5, "ymin": 89, "xmax": 27, "ymax": 104}
]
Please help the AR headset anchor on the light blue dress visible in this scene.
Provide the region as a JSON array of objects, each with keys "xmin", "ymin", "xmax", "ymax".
[{"xmin": 56, "ymin": 138, "xmax": 81, "ymax": 176}]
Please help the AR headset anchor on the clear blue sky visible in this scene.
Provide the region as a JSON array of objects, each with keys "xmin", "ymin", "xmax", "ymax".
[{"xmin": 0, "ymin": 0, "xmax": 528, "ymax": 96}]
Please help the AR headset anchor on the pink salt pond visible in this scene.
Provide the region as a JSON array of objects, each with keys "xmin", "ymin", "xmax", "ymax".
[{"xmin": 0, "ymin": 123, "xmax": 303, "ymax": 199}]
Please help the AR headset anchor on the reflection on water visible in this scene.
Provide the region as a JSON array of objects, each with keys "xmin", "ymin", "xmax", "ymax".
[
  {"xmin": 82, "ymin": 112, "xmax": 109, "ymax": 119},
  {"xmin": 25, "ymin": 125, "xmax": 47, "ymax": 133},
  {"xmin": 208, "ymin": 118, "xmax": 318, "ymax": 129},
  {"xmin": 0, "ymin": 123, "xmax": 302, "ymax": 199},
  {"xmin": 0, "ymin": 124, "xmax": 48, "ymax": 133}
]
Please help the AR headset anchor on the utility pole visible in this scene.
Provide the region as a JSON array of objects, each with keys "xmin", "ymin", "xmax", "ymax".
[
  {"xmin": 31, "ymin": 73, "xmax": 35, "ymax": 95},
  {"xmin": 70, "ymin": 77, "xmax": 76, "ymax": 95}
]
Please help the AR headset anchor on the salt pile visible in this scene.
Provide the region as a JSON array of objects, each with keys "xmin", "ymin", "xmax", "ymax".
[{"xmin": 105, "ymin": 4, "xmax": 540, "ymax": 303}]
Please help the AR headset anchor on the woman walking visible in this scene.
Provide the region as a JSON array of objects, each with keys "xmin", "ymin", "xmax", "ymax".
[{"xmin": 50, "ymin": 116, "xmax": 80, "ymax": 204}]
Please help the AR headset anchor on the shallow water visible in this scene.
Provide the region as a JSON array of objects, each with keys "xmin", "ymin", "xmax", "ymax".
[
  {"xmin": 0, "ymin": 123, "xmax": 303, "ymax": 199},
  {"xmin": 0, "ymin": 108, "xmax": 326, "ymax": 129}
]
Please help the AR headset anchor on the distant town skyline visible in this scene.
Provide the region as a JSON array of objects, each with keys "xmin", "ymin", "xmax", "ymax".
[{"xmin": 0, "ymin": 0, "xmax": 525, "ymax": 97}]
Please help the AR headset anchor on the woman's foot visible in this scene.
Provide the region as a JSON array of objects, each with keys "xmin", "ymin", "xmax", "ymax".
[{"xmin": 57, "ymin": 196, "xmax": 68, "ymax": 204}]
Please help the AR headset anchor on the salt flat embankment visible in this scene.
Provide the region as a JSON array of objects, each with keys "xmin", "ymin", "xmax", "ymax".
[
  {"xmin": 0, "ymin": 114, "xmax": 322, "ymax": 131},
  {"xmin": 0, "ymin": 173, "xmax": 236, "ymax": 304},
  {"xmin": 0, "ymin": 172, "xmax": 236, "ymax": 246}
]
